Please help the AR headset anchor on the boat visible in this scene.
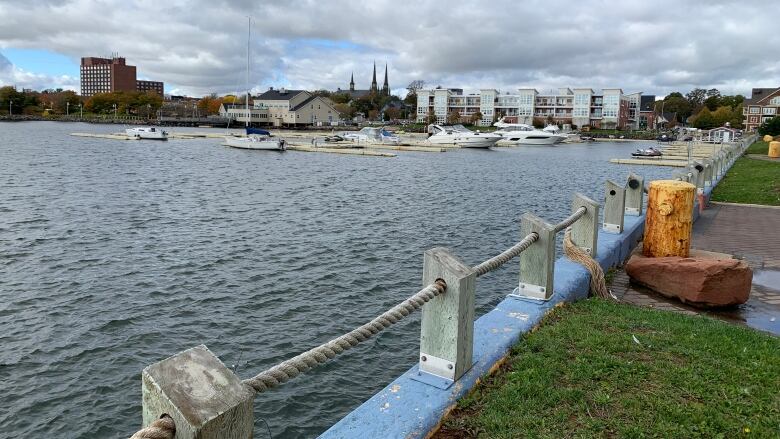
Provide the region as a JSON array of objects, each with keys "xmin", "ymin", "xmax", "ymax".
[
  {"xmin": 631, "ymin": 147, "xmax": 663, "ymax": 157},
  {"xmin": 126, "ymin": 127, "xmax": 168, "ymax": 140},
  {"xmin": 223, "ymin": 17, "xmax": 285, "ymax": 152},
  {"xmin": 341, "ymin": 127, "xmax": 400, "ymax": 145},
  {"xmin": 224, "ymin": 127, "xmax": 285, "ymax": 150},
  {"xmin": 493, "ymin": 123, "xmax": 566, "ymax": 145},
  {"xmin": 425, "ymin": 124, "xmax": 501, "ymax": 148}
]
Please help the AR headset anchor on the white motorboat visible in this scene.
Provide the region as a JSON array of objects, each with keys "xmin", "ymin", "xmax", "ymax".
[
  {"xmin": 224, "ymin": 127, "xmax": 285, "ymax": 151},
  {"xmin": 126, "ymin": 127, "xmax": 168, "ymax": 140},
  {"xmin": 493, "ymin": 123, "xmax": 565, "ymax": 145},
  {"xmin": 341, "ymin": 127, "xmax": 400, "ymax": 145},
  {"xmin": 223, "ymin": 17, "xmax": 285, "ymax": 152},
  {"xmin": 426, "ymin": 124, "xmax": 501, "ymax": 148}
]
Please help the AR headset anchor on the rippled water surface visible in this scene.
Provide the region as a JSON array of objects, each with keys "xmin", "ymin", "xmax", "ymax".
[{"xmin": 0, "ymin": 122, "xmax": 673, "ymax": 438}]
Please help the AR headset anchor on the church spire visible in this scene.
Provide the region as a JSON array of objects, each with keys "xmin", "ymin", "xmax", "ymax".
[
  {"xmin": 349, "ymin": 72, "xmax": 355, "ymax": 91},
  {"xmin": 382, "ymin": 63, "xmax": 389, "ymax": 96},
  {"xmin": 370, "ymin": 61, "xmax": 378, "ymax": 93}
]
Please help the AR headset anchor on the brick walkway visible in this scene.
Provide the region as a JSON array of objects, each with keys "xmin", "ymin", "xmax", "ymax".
[{"xmin": 609, "ymin": 202, "xmax": 780, "ymax": 319}]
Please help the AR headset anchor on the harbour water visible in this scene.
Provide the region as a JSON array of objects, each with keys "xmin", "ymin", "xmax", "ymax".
[{"xmin": 0, "ymin": 122, "xmax": 672, "ymax": 438}]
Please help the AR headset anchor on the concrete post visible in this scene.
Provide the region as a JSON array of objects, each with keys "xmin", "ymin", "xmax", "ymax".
[
  {"xmin": 703, "ymin": 160, "xmax": 713, "ymax": 187},
  {"xmin": 518, "ymin": 213, "xmax": 556, "ymax": 299},
  {"xmin": 624, "ymin": 173, "xmax": 644, "ymax": 216},
  {"xmin": 570, "ymin": 193, "xmax": 599, "ymax": 257},
  {"xmin": 141, "ymin": 345, "xmax": 255, "ymax": 439},
  {"xmin": 603, "ymin": 179, "xmax": 625, "ymax": 234},
  {"xmin": 419, "ymin": 247, "xmax": 476, "ymax": 384},
  {"xmin": 691, "ymin": 162, "xmax": 704, "ymax": 189}
]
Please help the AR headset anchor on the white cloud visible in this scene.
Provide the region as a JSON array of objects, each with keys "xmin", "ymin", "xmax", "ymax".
[
  {"xmin": 0, "ymin": 52, "xmax": 78, "ymax": 90},
  {"xmin": 0, "ymin": 0, "xmax": 778, "ymax": 97}
]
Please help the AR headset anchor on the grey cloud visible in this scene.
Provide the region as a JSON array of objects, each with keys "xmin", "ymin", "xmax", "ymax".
[{"xmin": 0, "ymin": 0, "xmax": 778, "ymax": 96}]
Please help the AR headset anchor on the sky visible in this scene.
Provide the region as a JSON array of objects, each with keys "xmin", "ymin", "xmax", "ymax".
[{"xmin": 0, "ymin": 0, "xmax": 778, "ymax": 98}]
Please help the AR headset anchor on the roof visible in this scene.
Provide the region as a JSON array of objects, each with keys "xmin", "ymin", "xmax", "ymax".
[
  {"xmin": 256, "ymin": 89, "xmax": 306, "ymax": 101},
  {"xmin": 291, "ymin": 95, "xmax": 336, "ymax": 112},
  {"xmin": 745, "ymin": 87, "xmax": 780, "ymax": 105}
]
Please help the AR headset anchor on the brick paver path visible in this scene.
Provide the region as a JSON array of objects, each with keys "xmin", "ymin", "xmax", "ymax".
[{"xmin": 609, "ymin": 202, "xmax": 780, "ymax": 320}]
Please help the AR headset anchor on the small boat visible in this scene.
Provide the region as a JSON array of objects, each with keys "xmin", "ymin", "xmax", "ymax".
[
  {"xmin": 631, "ymin": 147, "xmax": 663, "ymax": 157},
  {"xmin": 126, "ymin": 127, "xmax": 168, "ymax": 140},
  {"xmin": 225, "ymin": 127, "xmax": 285, "ymax": 151},
  {"xmin": 493, "ymin": 122, "xmax": 565, "ymax": 145},
  {"xmin": 426, "ymin": 124, "xmax": 501, "ymax": 148},
  {"xmin": 341, "ymin": 127, "xmax": 400, "ymax": 145},
  {"xmin": 223, "ymin": 18, "xmax": 285, "ymax": 152}
]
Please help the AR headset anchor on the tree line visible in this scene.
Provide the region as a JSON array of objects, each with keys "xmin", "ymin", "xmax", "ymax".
[
  {"xmin": 0, "ymin": 86, "xmax": 163, "ymax": 117},
  {"xmin": 655, "ymin": 88, "xmax": 745, "ymax": 129}
]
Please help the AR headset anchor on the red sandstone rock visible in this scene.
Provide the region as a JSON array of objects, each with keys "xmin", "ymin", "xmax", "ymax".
[{"xmin": 625, "ymin": 249, "xmax": 752, "ymax": 307}]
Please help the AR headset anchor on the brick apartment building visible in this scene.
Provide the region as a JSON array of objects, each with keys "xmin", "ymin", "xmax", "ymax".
[
  {"xmin": 80, "ymin": 56, "xmax": 164, "ymax": 97},
  {"xmin": 743, "ymin": 87, "xmax": 780, "ymax": 131}
]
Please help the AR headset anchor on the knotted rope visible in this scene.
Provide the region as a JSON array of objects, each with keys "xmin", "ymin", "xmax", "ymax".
[
  {"xmin": 129, "ymin": 415, "xmax": 175, "ymax": 439},
  {"xmin": 562, "ymin": 227, "xmax": 609, "ymax": 298},
  {"xmin": 243, "ymin": 279, "xmax": 447, "ymax": 393},
  {"xmin": 472, "ymin": 232, "xmax": 538, "ymax": 277}
]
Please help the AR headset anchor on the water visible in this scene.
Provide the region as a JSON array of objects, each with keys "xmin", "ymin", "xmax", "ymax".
[{"xmin": 0, "ymin": 122, "xmax": 672, "ymax": 438}]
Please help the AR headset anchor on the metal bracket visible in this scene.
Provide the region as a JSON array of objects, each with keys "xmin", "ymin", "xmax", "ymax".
[
  {"xmin": 624, "ymin": 207, "xmax": 640, "ymax": 215},
  {"xmin": 410, "ymin": 352, "xmax": 463, "ymax": 390},
  {"xmin": 603, "ymin": 223, "xmax": 622, "ymax": 233},
  {"xmin": 516, "ymin": 282, "xmax": 546, "ymax": 298}
]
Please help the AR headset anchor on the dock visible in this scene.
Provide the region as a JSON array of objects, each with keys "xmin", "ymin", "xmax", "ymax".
[
  {"xmin": 70, "ymin": 132, "xmax": 139, "ymax": 140},
  {"xmin": 609, "ymin": 158, "xmax": 689, "ymax": 167},
  {"xmin": 285, "ymin": 145, "xmax": 396, "ymax": 157}
]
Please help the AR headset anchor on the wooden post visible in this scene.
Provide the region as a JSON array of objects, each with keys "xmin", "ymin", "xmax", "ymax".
[
  {"xmin": 603, "ymin": 179, "xmax": 625, "ymax": 234},
  {"xmin": 571, "ymin": 193, "xmax": 599, "ymax": 257},
  {"xmin": 141, "ymin": 345, "xmax": 255, "ymax": 439},
  {"xmin": 625, "ymin": 173, "xmax": 644, "ymax": 216},
  {"xmin": 643, "ymin": 180, "xmax": 696, "ymax": 258},
  {"xmin": 420, "ymin": 247, "xmax": 475, "ymax": 383},
  {"xmin": 769, "ymin": 141, "xmax": 780, "ymax": 158},
  {"xmin": 518, "ymin": 213, "xmax": 555, "ymax": 299}
]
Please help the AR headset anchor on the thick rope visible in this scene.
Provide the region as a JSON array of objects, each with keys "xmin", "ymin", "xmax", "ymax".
[
  {"xmin": 472, "ymin": 232, "xmax": 538, "ymax": 277},
  {"xmin": 563, "ymin": 227, "xmax": 609, "ymax": 298},
  {"xmin": 129, "ymin": 415, "xmax": 175, "ymax": 439},
  {"xmin": 243, "ymin": 279, "xmax": 447, "ymax": 393},
  {"xmin": 553, "ymin": 206, "xmax": 587, "ymax": 233}
]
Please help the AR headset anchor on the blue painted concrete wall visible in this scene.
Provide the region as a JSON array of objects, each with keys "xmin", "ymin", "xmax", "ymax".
[{"xmin": 321, "ymin": 150, "xmax": 741, "ymax": 439}]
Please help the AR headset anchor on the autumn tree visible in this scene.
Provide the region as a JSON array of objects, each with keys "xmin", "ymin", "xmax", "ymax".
[
  {"xmin": 385, "ymin": 106, "xmax": 400, "ymax": 121},
  {"xmin": 426, "ymin": 108, "xmax": 436, "ymax": 124},
  {"xmin": 470, "ymin": 111, "xmax": 482, "ymax": 125},
  {"xmin": 446, "ymin": 110, "xmax": 461, "ymax": 124}
]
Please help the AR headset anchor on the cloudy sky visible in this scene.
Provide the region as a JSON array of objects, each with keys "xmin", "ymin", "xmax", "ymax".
[{"xmin": 0, "ymin": 0, "xmax": 778, "ymax": 98}]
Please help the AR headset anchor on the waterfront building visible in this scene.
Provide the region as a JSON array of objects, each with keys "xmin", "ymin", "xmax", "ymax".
[
  {"xmin": 416, "ymin": 87, "xmax": 644, "ymax": 129},
  {"xmin": 80, "ymin": 56, "xmax": 164, "ymax": 97},
  {"xmin": 219, "ymin": 88, "xmax": 340, "ymax": 126},
  {"xmin": 743, "ymin": 87, "xmax": 780, "ymax": 131}
]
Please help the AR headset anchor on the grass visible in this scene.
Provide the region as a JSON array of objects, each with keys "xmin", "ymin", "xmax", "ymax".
[
  {"xmin": 710, "ymin": 142, "xmax": 780, "ymax": 206},
  {"xmin": 435, "ymin": 299, "xmax": 780, "ymax": 439}
]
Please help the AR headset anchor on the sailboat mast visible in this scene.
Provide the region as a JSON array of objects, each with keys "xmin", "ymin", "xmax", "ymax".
[{"xmin": 245, "ymin": 16, "xmax": 250, "ymax": 128}]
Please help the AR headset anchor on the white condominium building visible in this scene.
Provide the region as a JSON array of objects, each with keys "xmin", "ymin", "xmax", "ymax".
[{"xmin": 417, "ymin": 87, "xmax": 645, "ymax": 129}]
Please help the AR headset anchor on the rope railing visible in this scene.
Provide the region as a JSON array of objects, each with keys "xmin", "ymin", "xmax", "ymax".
[
  {"xmin": 243, "ymin": 279, "xmax": 447, "ymax": 394},
  {"xmin": 552, "ymin": 206, "xmax": 587, "ymax": 233},
  {"xmin": 129, "ymin": 415, "xmax": 175, "ymax": 439},
  {"xmin": 472, "ymin": 232, "xmax": 538, "ymax": 277}
]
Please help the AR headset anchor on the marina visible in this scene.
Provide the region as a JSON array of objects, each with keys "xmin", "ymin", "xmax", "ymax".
[{"xmin": 1, "ymin": 121, "xmax": 676, "ymax": 438}]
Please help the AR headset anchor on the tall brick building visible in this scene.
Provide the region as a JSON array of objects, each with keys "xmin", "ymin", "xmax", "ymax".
[{"xmin": 80, "ymin": 56, "xmax": 164, "ymax": 97}]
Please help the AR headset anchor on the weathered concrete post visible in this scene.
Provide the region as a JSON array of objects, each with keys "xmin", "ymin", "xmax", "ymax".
[
  {"xmin": 603, "ymin": 179, "xmax": 625, "ymax": 234},
  {"xmin": 625, "ymin": 173, "xmax": 644, "ymax": 216},
  {"xmin": 419, "ymin": 247, "xmax": 476, "ymax": 384},
  {"xmin": 141, "ymin": 345, "xmax": 255, "ymax": 439},
  {"xmin": 643, "ymin": 180, "xmax": 696, "ymax": 258},
  {"xmin": 691, "ymin": 162, "xmax": 704, "ymax": 189},
  {"xmin": 519, "ymin": 213, "xmax": 556, "ymax": 299},
  {"xmin": 570, "ymin": 193, "xmax": 599, "ymax": 257}
]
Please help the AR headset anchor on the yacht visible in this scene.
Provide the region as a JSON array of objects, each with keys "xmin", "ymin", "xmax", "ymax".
[
  {"xmin": 126, "ymin": 127, "xmax": 168, "ymax": 140},
  {"xmin": 341, "ymin": 127, "xmax": 400, "ymax": 145},
  {"xmin": 224, "ymin": 127, "xmax": 285, "ymax": 151},
  {"xmin": 426, "ymin": 124, "xmax": 502, "ymax": 148},
  {"xmin": 494, "ymin": 123, "xmax": 566, "ymax": 145}
]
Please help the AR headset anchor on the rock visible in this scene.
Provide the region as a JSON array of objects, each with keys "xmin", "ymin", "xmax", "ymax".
[{"xmin": 625, "ymin": 249, "xmax": 752, "ymax": 307}]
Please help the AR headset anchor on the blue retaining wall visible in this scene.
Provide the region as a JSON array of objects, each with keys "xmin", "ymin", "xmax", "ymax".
[{"xmin": 321, "ymin": 158, "xmax": 734, "ymax": 439}]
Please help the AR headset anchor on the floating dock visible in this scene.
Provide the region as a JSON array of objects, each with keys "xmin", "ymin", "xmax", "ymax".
[
  {"xmin": 71, "ymin": 132, "xmax": 139, "ymax": 140},
  {"xmin": 285, "ymin": 145, "xmax": 396, "ymax": 157},
  {"xmin": 609, "ymin": 158, "xmax": 689, "ymax": 167}
]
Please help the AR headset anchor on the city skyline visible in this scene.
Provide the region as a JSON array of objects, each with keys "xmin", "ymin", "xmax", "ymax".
[{"xmin": 0, "ymin": 0, "xmax": 778, "ymax": 97}]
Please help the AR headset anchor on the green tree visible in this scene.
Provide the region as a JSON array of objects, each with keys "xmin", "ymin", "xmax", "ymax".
[
  {"xmin": 704, "ymin": 95, "xmax": 721, "ymax": 111},
  {"xmin": 54, "ymin": 91, "xmax": 80, "ymax": 114},
  {"xmin": 758, "ymin": 116, "xmax": 780, "ymax": 136},
  {"xmin": 711, "ymin": 106, "xmax": 733, "ymax": 127},
  {"xmin": 692, "ymin": 107, "xmax": 717, "ymax": 129},
  {"xmin": 0, "ymin": 86, "xmax": 24, "ymax": 114},
  {"xmin": 685, "ymin": 88, "xmax": 706, "ymax": 110},
  {"xmin": 470, "ymin": 111, "xmax": 482, "ymax": 125}
]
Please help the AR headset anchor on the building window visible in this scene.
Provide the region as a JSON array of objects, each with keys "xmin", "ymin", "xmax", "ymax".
[
  {"xmin": 749, "ymin": 107, "xmax": 759, "ymax": 113},
  {"xmin": 762, "ymin": 107, "xmax": 776, "ymax": 115},
  {"xmin": 770, "ymin": 96, "xmax": 780, "ymax": 105}
]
